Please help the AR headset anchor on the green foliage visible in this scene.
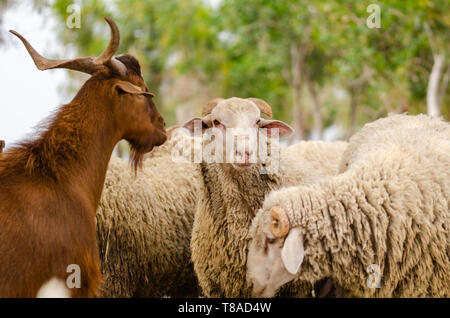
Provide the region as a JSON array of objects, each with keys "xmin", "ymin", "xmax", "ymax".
[{"xmin": 2, "ymin": 0, "xmax": 448, "ymax": 132}]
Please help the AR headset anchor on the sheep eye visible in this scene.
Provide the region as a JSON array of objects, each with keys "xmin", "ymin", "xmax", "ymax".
[
  {"xmin": 267, "ymin": 238, "xmax": 276, "ymax": 244},
  {"xmin": 263, "ymin": 237, "xmax": 276, "ymax": 254},
  {"xmin": 213, "ymin": 120, "xmax": 224, "ymax": 128}
]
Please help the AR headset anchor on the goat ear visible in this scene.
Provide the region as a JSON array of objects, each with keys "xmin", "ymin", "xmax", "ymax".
[
  {"xmin": 259, "ymin": 119, "xmax": 294, "ymax": 139},
  {"xmin": 182, "ymin": 116, "xmax": 211, "ymax": 135},
  {"xmin": 281, "ymin": 227, "xmax": 304, "ymax": 275},
  {"xmin": 113, "ymin": 81, "xmax": 154, "ymax": 97}
]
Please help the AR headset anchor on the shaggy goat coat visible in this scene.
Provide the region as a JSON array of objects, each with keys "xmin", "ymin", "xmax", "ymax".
[
  {"xmin": 191, "ymin": 140, "xmax": 348, "ymax": 297},
  {"xmin": 97, "ymin": 132, "xmax": 202, "ymax": 297},
  {"xmin": 257, "ymin": 114, "xmax": 450, "ymax": 297}
]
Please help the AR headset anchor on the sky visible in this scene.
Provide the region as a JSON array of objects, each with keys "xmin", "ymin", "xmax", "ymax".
[{"xmin": 0, "ymin": 3, "xmax": 70, "ymax": 148}]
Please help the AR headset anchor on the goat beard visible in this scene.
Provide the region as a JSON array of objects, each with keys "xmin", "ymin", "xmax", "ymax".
[{"xmin": 128, "ymin": 137, "xmax": 155, "ymax": 174}]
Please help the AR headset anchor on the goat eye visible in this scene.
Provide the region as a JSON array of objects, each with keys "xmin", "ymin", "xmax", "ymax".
[
  {"xmin": 256, "ymin": 119, "xmax": 261, "ymax": 125},
  {"xmin": 267, "ymin": 238, "xmax": 276, "ymax": 244}
]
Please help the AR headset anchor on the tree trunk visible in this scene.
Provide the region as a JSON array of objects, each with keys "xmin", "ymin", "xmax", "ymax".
[
  {"xmin": 290, "ymin": 43, "xmax": 306, "ymax": 141},
  {"xmin": 427, "ymin": 54, "xmax": 445, "ymax": 117},
  {"xmin": 347, "ymin": 87, "xmax": 358, "ymax": 139},
  {"xmin": 306, "ymin": 73, "xmax": 323, "ymax": 140},
  {"xmin": 347, "ymin": 66, "xmax": 374, "ymax": 139},
  {"xmin": 438, "ymin": 64, "xmax": 449, "ymax": 109}
]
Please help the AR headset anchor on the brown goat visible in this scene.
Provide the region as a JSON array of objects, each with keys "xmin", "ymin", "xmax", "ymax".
[{"xmin": 0, "ymin": 17, "xmax": 166, "ymax": 297}]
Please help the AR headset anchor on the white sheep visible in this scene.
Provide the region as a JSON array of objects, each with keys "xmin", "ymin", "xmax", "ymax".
[
  {"xmin": 182, "ymin": 97, "xmax": 348, "ymax": 297},
  {"xmin": 247, "ymin": 114, "xmax": 450, "ymax": 298},
  {"xmin": 96, "ymin": 129, "xmax": 203, "ymax": 297}
]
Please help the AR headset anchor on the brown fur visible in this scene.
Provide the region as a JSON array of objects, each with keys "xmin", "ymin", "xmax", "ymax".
[{"xmin": 0, "ymin": 55, "xmax": 166, "ymax": 297}]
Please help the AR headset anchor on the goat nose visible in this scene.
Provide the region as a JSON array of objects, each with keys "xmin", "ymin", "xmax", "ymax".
[{"xmin": 158, "ymin": 116, "xmax": 165, "ymax": 127}]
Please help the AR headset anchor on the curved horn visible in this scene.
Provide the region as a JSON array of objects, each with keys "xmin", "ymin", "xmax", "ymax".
[
  {"xmin": 94, "ymin": 17, "xmax": 126, "ymax": 75},
  {"xmin": 10, "ymin": 17, "xmax": 125, "ymax": 75},
  {"xmin": 270, "ymin": 206, "xmax": 290, "ymax": 238},
  {"xmin": 202, "ymin": 98, "xmax": 224, "ymax": 116},
  {"xmin": 247, "ymin": 98, "xmax": 272, "ymax": 118}
]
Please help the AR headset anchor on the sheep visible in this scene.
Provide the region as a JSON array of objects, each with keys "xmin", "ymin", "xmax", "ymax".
[
  {"xmin": 247, "ymin": 114, "xmax": 450, "ymax": 298},
  {"xmin": 182, "ymin": 97, "xmax": 348, "ymax": 297},
  {"xmin": 0, "ymin": 17, "xmax": 166, "ymax": 297},
  {"xmin": 96, "ymin": 127, "xmax": 202, "ymax": 297}
]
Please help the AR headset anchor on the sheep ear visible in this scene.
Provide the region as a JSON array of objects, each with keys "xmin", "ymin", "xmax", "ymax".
[
  {"xmin": 281, "ymin": 227, "xmax": 304, "ymax": 275},
  {"xmin": 259, "ymin": 120, "xmax": 294, "ymax": 139},
  {"xmin": 182, "ymin": 116, "xmax": 211, "ymax": 135}
]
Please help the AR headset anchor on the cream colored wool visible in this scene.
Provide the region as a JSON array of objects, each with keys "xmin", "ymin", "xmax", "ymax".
[
  {"xmin": 96, "ymin": 130, "xmax": 203, "ymax": 297},
  {"xmin": 256, "ymin": 114, "xmax": 450, "ymax": 297},
  {"xmin": 191, "ymin": 140, "xmax": 347, "ymax": 297}
]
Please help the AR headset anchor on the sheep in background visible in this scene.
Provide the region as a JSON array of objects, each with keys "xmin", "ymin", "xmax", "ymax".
[
  {"xmin": 97, "ymin": 129, "xmax": 202, "ymax": 297},
  {"xmin": 247, "ymin": 114, "xmax": 450, "ymax": 298},
  {"xmin": 182, "ymin": 97, "xmax": 348, "ymax": 297}
]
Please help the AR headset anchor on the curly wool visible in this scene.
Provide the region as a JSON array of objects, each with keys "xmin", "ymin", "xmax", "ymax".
[
  {"xmin": 96, "ymin": 131, "xmax": 202, "ymax": 297},
  {"xmin": 260, "ymin": 114, "xmax": 450, "ymax": 297},
  {"xmin": 191, "ymin": 140, "xmax": 348, "ymax": 297}
]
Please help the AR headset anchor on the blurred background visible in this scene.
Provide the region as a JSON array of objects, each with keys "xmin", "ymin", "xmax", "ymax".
[{"xmin": 0, "ymin": 0, "xmax": 448, "ymax": 154}]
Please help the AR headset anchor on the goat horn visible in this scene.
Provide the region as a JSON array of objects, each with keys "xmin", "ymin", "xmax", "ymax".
[
  {"xmin": 94, "ymin": 17, "xmax": 126, "ymax": 75},
  {"xmin": 247, "ymin": 98, "xmax": 272, "ymax": 118},
  {"xmin": 270, "ymin": 206, "xmax": 290, "ymax": 238},
  {"xmin": 202, "ymin": 98, "xmax": 224, "ymax": 116},
  {"xmin": 10, "ymin": 17, "xmax": 125, "ymax": 75}
]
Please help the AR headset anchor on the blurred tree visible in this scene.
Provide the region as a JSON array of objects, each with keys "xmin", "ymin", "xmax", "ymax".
[
  {"xmin": 0, "ymin": 0, "xmax": 48, "ymax": 42},
  {"xmin": 1, "ymin": 0, "xmax": 448, "ymax": 138}
]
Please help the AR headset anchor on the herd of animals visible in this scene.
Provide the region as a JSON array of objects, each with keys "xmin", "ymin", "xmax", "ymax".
[{"xmin": 0, "ymin": 18, "xmax": 448, "ymax": 298}]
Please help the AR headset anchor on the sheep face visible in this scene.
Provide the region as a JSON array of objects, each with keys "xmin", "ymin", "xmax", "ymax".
[
  {"xmin": 247, "ymin": 209, "xmax": 304, "ymax": 297},
  {"xmin": 182, "ymin": 97, "xmax": 293, "ymax": 172}
]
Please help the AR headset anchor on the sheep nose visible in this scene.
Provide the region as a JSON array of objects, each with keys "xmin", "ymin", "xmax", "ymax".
[{"xmin": 235, "ymin": 150, "xmax": 251, "ymax": 164}]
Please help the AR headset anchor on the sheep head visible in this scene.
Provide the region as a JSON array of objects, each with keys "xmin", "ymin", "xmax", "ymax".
[
  {"xmin": 182, "ymin": 97, "xmax": 293, "ymax": 171},
  {"xmin": 247, "ymin": 204, "xmax": 305, "ymax": 297}
]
